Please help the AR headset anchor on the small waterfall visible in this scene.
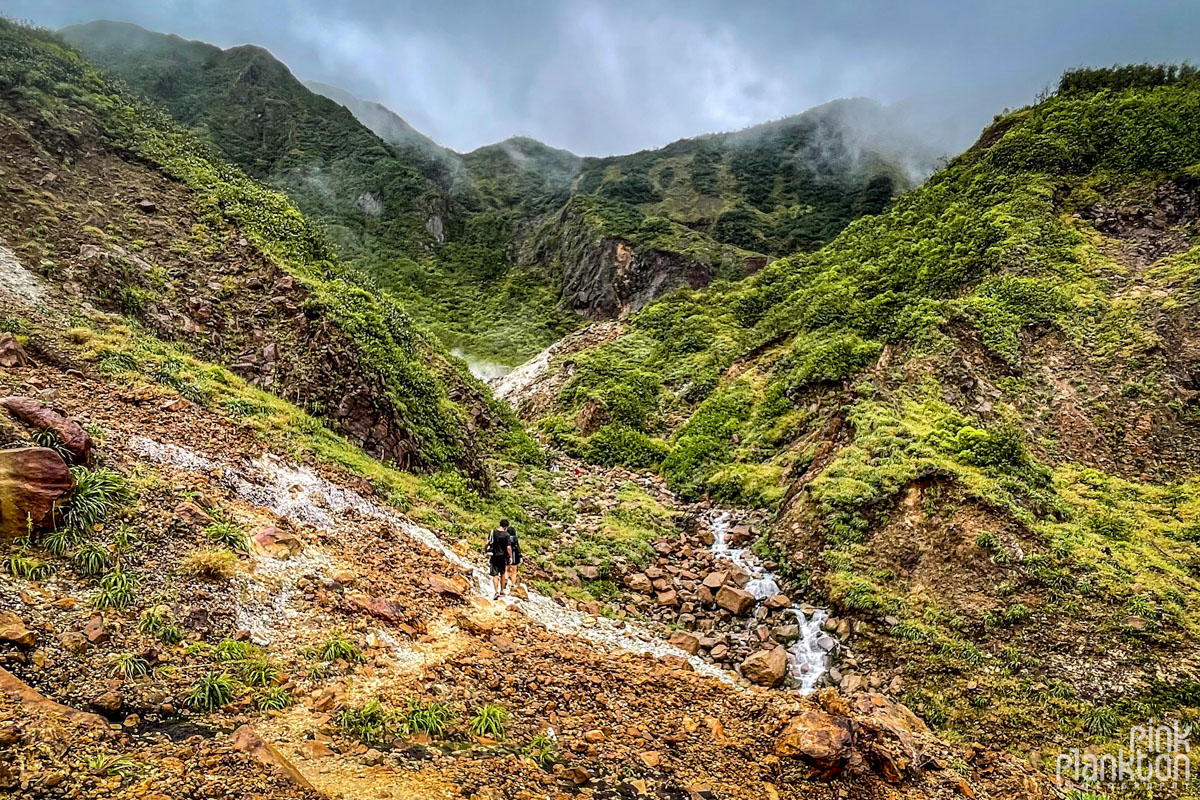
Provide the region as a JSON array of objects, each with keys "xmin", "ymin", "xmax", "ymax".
[{"xmin": 707, "ymin": 512, "xmax": 831, "ymax": 693}]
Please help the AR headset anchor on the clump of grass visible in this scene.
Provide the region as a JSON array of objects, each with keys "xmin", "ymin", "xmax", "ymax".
[
  {"xmin": 59, "ymin": 466, "xmax": 133, "ymax": 532},
  {"xmin": 179, "ymin": 548, "xmax": 238, "ymax": 579},
  {"xmin": 5, "ymin": 551, "xmax": 54, "ymax": 580},
  {"xmin": 92, "ymin": 567, "xmax": 138, "ymax": 609},
  {"xmin": 1082, "ymin": 705, "xmax": 1121, "ymax": 738},
  {"xmin": 312, "ymin": 634, "xmax": 363, "ymax": 663},
  {"xmin": 239, "ymin": 659, "xmax": 278, "ymax": 687},
  {"xmin": 213, "ymin": 638, "xmax": 255, "ymax": 662},
  {"xmin": 137, "ymin": 606, "xmax": 183, "ymax": 645},
  {"xmin": 204, "ymin": 520, "xmax": 249, "ymax": 553},
  {"xmin": 184, "ymin": 672, "xmax": 237, "ymax": 711},
  {"xmin": 337, "ymin": 699, "xmax": 398, "ymax": 744},
  {"xmin": 73, "ymin": 543, "xmax": 114, "ymax": 577},
  {"xmin": 522, "ymin": 733, "xmax": 558, "ymax": 768},
  {"xmin": 401, "ymin": 698, "xmax": 456, "ymax": 738},
  {"xmin": 84, "ymin": 753, "xmax": 145, "ymax": 777},
  {"xmin": 468, "ymin": 704, "xmax": 508, "ymax": 740},
  {"xmin": 254, "ymin": 687, "xmax": 294, "ymax": 711},
  {"xmin": 107, "ymin": 653, "xmax": 149, "ymax": 680},
  {"xmin": 42, "ymin": 527, "xmax": 85, "ymax": 556}
]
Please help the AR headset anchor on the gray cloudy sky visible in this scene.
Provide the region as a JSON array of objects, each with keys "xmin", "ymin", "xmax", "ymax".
[{"xmin": 7, "ymin": 0, "xmax": 1198, "ymax": 156}]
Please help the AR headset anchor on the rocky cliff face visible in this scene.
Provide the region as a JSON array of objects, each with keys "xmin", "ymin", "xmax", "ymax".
[{"xmin": 522, "ymin": 202, "xmax": 761, "ymax": 318}]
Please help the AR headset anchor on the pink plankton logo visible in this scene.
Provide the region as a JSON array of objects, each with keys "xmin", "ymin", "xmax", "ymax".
[{"xmin": 1056, "ymin": 723, "xmax": 1191, "ymax": 790}]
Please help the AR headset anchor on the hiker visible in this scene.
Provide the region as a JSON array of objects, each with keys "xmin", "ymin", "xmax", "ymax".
[
  {"xmin": 506, "ymin": 522, "xmax": 523, "ymax": 593},
  {"xmin": 485, "ymin": 519, "xmax": 513, "ymax": 601}
]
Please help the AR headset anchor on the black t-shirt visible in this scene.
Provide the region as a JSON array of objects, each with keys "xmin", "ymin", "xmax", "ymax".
[{"xmin": 488, "ymin": 528, "xmax": 512, "ymax": 556}]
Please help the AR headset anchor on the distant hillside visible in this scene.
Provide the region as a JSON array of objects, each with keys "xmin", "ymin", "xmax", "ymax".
[
  {"xmin": 303, "ymin": 79, "xmax": 467, "ymax": 190},
  {"xmin": 61, "ymin": 20, "xmax": 938, "ymax": 361}
]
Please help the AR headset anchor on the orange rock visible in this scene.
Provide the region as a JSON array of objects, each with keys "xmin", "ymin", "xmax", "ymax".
[
  {"xmin": 0, "ymin": 447, "xmax": 72, "ymax": 537},
  {"xmin": 231, "ymin": 725, "xmax": 316, "ymax": 790}
]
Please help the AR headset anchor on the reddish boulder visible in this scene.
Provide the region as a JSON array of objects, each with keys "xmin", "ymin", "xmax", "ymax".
[
  {"xmin": 0, "ymin": 397, "xmax": 93, "ymax": 465},
  {"xmin": 348, "ymin": 594, "xmax": 404, "ymax": 623},
  {"xmin": 0, "ymin": 612, "xmax": 35, "ymax": 648},
  {"xmin": 426, "ymin": 574, "xmax": 472, "ymax": 598},
  {"xmin": 740, "ymin": 647, "xmax": 788, "ymax": 687},
  {"xmin": 626, "ymin": 573, "xmax": 653, "ymax": 594},
  {"xmin": 702, "ymin": 571, "xmax": 728, "ymax": 591},
  {"xmin": 0, "ymin": 334, "xmax": 29, "ymax": 368},
  {"xmin": 716, "ymin": 585, "xmax": 755, "ymax": 616},
  {"xmin": 656, "ymin": 590, "xmax": 680, "ymax": 607},
  {"xmin": 0, "ymin": 447, "xmax": 72, "ymax": 537},
  {"xmin": 253, "ymin": 527, "xmax": 303, "ymax": 559},
  {"xmin": 775, "ymin": 708, "xmax": 854, "ymax": 778},
  {"xmin": 668, "ymin": 631, "xmax": 700, "ymax": 655}
]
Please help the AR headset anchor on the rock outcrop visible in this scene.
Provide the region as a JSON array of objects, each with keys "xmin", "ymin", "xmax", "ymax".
[
  {"xmin": 1, "ymin": 396, "xmax": 94, "ymax": 465},
  {"xmin": 0, "ymin": 446, "xmax": 72, "ymax": 536}
]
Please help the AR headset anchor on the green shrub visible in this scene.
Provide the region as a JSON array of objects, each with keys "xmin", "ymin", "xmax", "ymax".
[
  {"xmin": 254, "ymin": 687, "xmax": 294, "ymax": 711},
  {"xmin": 313, "ymin": 634, "xmax": 363, "ymax": 663},
  {"xmin": 583, "ymin": 424, "xmax": 668, "ymax": 468},
  {"xmin": 401, "ymin": 698, "xmax": 456, "ymax": 738},
  {"xmin": 522, "ymin": 733, "xmax": 558, "ymax": 767},
  {"xmin": 107, "ymin": 653, "xmax": 149, "ymax": 679},
  {"xmin": 92, "ymin": 567, "xmax": 138, "ymax": 609},
  {"xmin": 204, "ymin": 520, "xmax": 249, "ymax": 552},
  {"xmin": 72, "ymin": 543, "xmax": 113, "ymax": 577}
]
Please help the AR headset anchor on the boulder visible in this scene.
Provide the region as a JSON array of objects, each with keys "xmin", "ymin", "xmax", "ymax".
[
  {"xmin": 656, "ymin": 590, "xmax": 680, "ymax": 607},
  {"xmin": 427, "ymin": 574, "xmax": 472, "ymax": 598},
  {"xmin": 0, "ymin": 612, "xmax": 35, "ymax": 648},
  {"xmin": 764, "ymin": 594, "xmax": 791, "ymax": 610},
  {"xmin": 90, "ymin": 691, "xmax": 123, "ymax": 713},
  {"xmin": 702, "ymin": 571, "xmax": 727, "ymax": 591},
  {"xmin": 740, "ymin": 647, "xmax": 788, "ymax": 687},
  {"xmin": 252, "ymin": 527, "xmax": 304, "ymax": 559},
  {"xmin": 0, "ymin": 397, "xmax": 93, "ymax": 465},
  {"xmin": 775, "ymin": 708, "xmax": 854, "ymax": 778},
  {"xmin": 348, "ymin": 594, "xmax": 405, "ymax": 623},
  {"xmin": 0, "ymin": 333, "xmax": 29, "ymax": 368},
  {"xmin": 716, "ymin": 585, "xmax": 755, "ymax": 616},
  {"xmin": 626, "ymin": 573, "xmax": 653, "ymax": 594},
  {"xmin": 773, "ymin": 624, "xmax": 800, "ymax": 644},
  {"xmin": 668, "ymin": 631, "xmax": 700, "ymax": 655},
  {"xmin": 83, "ymin": 615, "xmax": 110, "ymax": 644},
  {"xmin": 0, "ymin": 447, "xmax": 72, "ymax": 536},
  {"xmin": 231, "ymin": 725, "xmax": 317, "ymax": 790}
]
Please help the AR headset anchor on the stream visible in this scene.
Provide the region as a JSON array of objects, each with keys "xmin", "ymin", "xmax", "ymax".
[{"xmin": 707, "ymin": 512, "xmax": 832, "ymax": 693}]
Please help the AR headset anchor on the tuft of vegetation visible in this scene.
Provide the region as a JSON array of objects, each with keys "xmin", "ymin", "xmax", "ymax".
[
  {"xmin": 58, "ymin": 466, "xmax": 133, "ymax": 532},
  {"xmin": 522, "ymin": 733, "xmax": 558, "ymax": 768},
  {"xmin": 137, "ymin": 606, "xmax": 184, "ymax": 645},
  {"xmin": 254, "ymin": 686, "xmax": 294, "ymax": 711},
  {"xmin": 337, "ymin": 699, "xmax": 398, "ymax": 744},
  {"xmin": 84, "ymin": 753, "xmax": 145, "ymax": 778},
  {"xmin": 107, "ymin": 653, "xmax": 150, "ymax": 680},
  {"xmin": 72, "ymin": 543, "xmax": 114, "ymax": 577},
  {"xmin": 91, "ymin": 567, "xmax": 139, "ymax": 609},
  {"xmin": 184, "ymin": 672, "xmax": 237, "ymax": 711},
  {"xmin": 468, "ymin": 704, "xmax": 508, "ymax": 740},
  {"xmin": 312, "ymin": 633, "xmax": 363, "ymax": 663},
  {"xmin": 401, "ymin": 698, "xmax": 457, "ymax": 739},
  {"xmin": 179, "ymin": 548, "xmax": 239, "ymax": 580},
  {"xmin": 204, "ymin": 520, "xmax": 249, "ymax": 553}
]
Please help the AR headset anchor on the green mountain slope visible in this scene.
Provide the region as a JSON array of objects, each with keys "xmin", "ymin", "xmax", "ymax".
[
  {"xmin": 60, "ymin": 20, "xmax": 580, "ymax": 365},
  {"xmin": 0, "ymin": 19, "xmax": 533, "ymax": 480},
  {"xmin": 531, "ymin": 65, "xmax": 1200, "ymax": 750}
]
